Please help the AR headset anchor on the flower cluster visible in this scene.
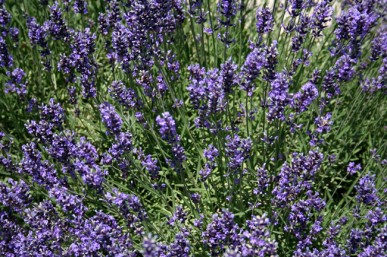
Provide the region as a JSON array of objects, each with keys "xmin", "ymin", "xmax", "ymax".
[
  {"xmin": 99, "ymin": 102, "xmax": 123, "ymax": 135},
  {"xmin": 200, "ymin": 144, "xmax": 219, "ymax": 181},
  {"xmin": 187, "ymin": 60, "xmax": 239, "ymax": 129},
  {"xmin": 272, "ymin": 150, "xmax": 323, "ymax": 206},
  {"xmin": 225, "ymin": 134, "xmax": 252, "ymax": 171},
  {"xmin": 156, "ymin": 112, "xmax": 186, "ymax": 170},
  {"xmin": 109, "ymin": 80, "xmax": 141, "ymax": 109},
  {"xmin": 255, "ymin": 7, "xmax": 274, "ymax": 35},
  {"xmin": 267, "ymin": 72, "xmax": 290, "ymax": 121},
  {"xmin": 202, "ymin": 209, "xmax": 241, "ymax": 254},
  {"xmin": 5, "ymin": 68, "xmax": 27, "ymax": 97},
  {"xmin": 291, "ymin": 82, "xmax": 319, "ymax": 113},
  {"xmin": 0, "ymin": 0, "xmax": 385, "ymax": 256}
]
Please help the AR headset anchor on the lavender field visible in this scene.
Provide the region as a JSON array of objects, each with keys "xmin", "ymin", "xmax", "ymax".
[{"xmin": 0, "ymin": 0, "xmax": 386, "ymax": 256}]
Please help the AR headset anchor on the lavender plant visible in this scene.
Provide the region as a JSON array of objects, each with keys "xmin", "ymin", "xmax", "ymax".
[{"xmin": 0, "ymin": 0, "xmax": 386, "ymax": 256}]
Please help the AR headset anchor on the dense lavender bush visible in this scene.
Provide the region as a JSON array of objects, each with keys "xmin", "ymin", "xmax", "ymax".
[{"xmin": 0, "ymin": 0, "xmax": 386, "ymax": 256}]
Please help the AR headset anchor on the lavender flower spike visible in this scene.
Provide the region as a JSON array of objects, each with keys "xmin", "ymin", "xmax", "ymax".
[{"xmin": 99, "ymin": 102, "xmax": 123, "ymax": 135}]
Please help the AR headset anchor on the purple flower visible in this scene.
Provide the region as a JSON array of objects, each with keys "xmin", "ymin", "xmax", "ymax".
[
  {"xmin": 335, "ymin": 5, "xmax": 378, "ymax": 42},
  {"xmin": 135, "ymin": 72, "xmax": 154, "ymax": 98},
  {"xmin": 0, "ymin": 211, "xmax": 24, "ymax": 255},
  {"xmin": 40, "ymin": 98, "xmax": 65, "ymax": 127},
  {"xmin": 187, "ymin": 64, "xmax": 206, "ymax": 109},
  {"xmin": 319, "ymin": 221, "xmax": 347, "ymax": 256},
  {"xmin": 217, "ymin": 0, "xmax": 238, "ymax": 44},
  {"xmin": 348, "ymin": 228, "xmax": 365, "ymax": 254},
  {"xmin": 26, "ymin": 98, "xmax": 37, "ymax": 113},
  {"xmin": 272, "ymin": 150, "xmax": 323, "ymax": 205},
  {"xmin": 289, "ymin": 0, "xmax": 309, "ymax": 17},
  {"xmin": 194, "ymin": 214, "xmax": 204, "ymax": 228},
  {"xmin": 254, "ymin": 165, "xmax": 270, "ymax": 196},
  {"xmin": 27, "ymin": 17, "xmax": 49, "ymax": 55},
  {"xmin": 221, "ymin": 58, "xmax": 239, "ymax": 94},
  {"xmin": 0, "ymin": 179, "xmax": 31, "ymax": 212},
  {"xmin": 49, "ymin": 185, "xmax": 87, "ymax": 216},
  {"xmin": 105, "ymin": 188, "xmax": 147, "ymax": 228},
  {"xmin": 156, "ymin": 112, "xmax": 179, "ymax": 143},
  {"xmin": 109, "ymin": 23, "xmax": 130, "ymax": 68},
  {"xmin": 74, "ymin": 160, "xmax": 107, "ymax": 187},
  {"xmin": 69, "ymin": 27, "xmax": 96, "ymax": 64},
  {"xmin": 0, "ymin": 35, "xmax": 12, "ymax": 68},
  {"xmin": 217, "ymin": 0, "xmax": 237, "ymax": 25},
  {"xmin": 241, "ymin": 47, "xmax": 267, "ymax": 96},
  {"xmin": 47, "ymin": 131, "xmax": 75, "ymax": 163},
  {"xmin": 370, "ymin": 148, "xmax": 381, "ymax": 161},
  {"xmin": 311, "ymin": 1, "xmax": 332, "ymax": 37},
  {"xmin": 58, "ymin": 28, "xmax": 97, "ymax": 98},
  {"xmin": 0, "ymin": 6, "xmax": 10, "ymax": 29},
  {"xmin": 107, "ymin": 0, "xmax": 182, "ymax": 72},
  {"xmin": 24, "ymin": 98, "xmax": 64, "ymax": 140},
  {"xmin": 285, "ymin": 191, "xmax": 326, "ymax": 242},
  {"xmin": 142, "ymin": 155, "xmax": 160, "ymax": 179},
  {"xmin": 190, "ymin": 193, "xmax": 201, "ymax": 203},
  {"xmin": 315, "ymin": 112, "xmax": 333, "ymax": 134},
  {"xmin": 291, "ymin": 35, "xmax": 304, "ymax": 53},
  {"xmin": 204, "ymin": 144, "xmax": 219, "ymax": 162},
  {"xmin": 109, "ymin": 132, "xmax": 132, "ymax": 158},
  {"xmin": 70, "ymin": 136, "xmax": 107, "ymax": 188},
  {"xmin": 291, "ymin": 15, "xmax": 311, "ymax": 52},
  {"xmin": 206, "ymin": 69, "xmax": 227, "ymax": 114},
  {"xmin": 135, "ymin": 111, "xmax": 148, "ymax": 128},
  {"xmin": 370, "ymin": 32, "xmax": 387, "ymax": 60},
  {"xmin": 239, "ymin": 214, "xmax": 278, "ymax": 256},
  {"xmin": 173, "ymin": 99, "xmax": 184, "ymax": 109},
  {"xmin": 366, "ymin": 207, "xmax": 387, "ymax": 226},
  {"xmin": 98, "ymin": 0, "xmax": 121, "ymax": 35},
  {"xmin": 355, "ymin": 173, "xmax": 380, "ymax": 206},
  {"xmin": 322, "ymin": 69, "xmax": 340, "ymax": 98},
  {"xmin": 166, "ymin": 50, "xmax": 181, "ymax": 77},
  {"xmin": 378, "ymin": 57, "xmax": 387, "ymax": 83},
  {"xmin": 4, "ymin": 68, "xmax": 27, "ymax": 97},
  {"xmin": 73, "ymin": 0, "xmax": 88, "ymax": 14},
  {"xmin": 170, "ymin": 143, "xmax": 187, "ymax": 168},
  {"xmin": 347, "ymin": 162, "xmax": 362, "ymax": 175},
  {"xmin": 263, "ymin": 42, "xmax": 279, "ymax": 81},
  {"xmin": 189, "ymin": 1, "xmax": 207, "ymax": 24},
  {"xmin": 168, "ymin": 205, "xmax": 187, "ymax": 226},
  {"xmin": 225, "ymin": 134, "xmax": 252, "ymax": 170},
  {"xmin": 170, "ymin": 230, "xmax": 191, "ymax": 257},
  {"xmin": 99, "ymin": 102, "xmax": 123, "ymax": 135},
  {"xmin": 202, "ymin": 209, "xmax": 241, "ymax": 254},
  {"xmin": 67, "ymin": 211, "xmax": 133, "ymax": 256},
  {"xmin": 291, "ymin": 82, "xmax": 319, "ymax": 113},
  {"xmin": 187, "ymin": 64, "xmax": 229, "ymax": 127},
  {"xmin": 142, "ymin": 235, "xmax": 166, "ymax": 257},
  {"xmin": 25, "ymin": 120, "xmax": 55, "ymax": 143},
  {"xmin": 267, "ymin": 72, "xmax": 290, "ymax": 121},
  {"xmin": 20, "ymin": 200, "xmax": 65, "ymax": 255},
  {"xmin": 200, "ymin": 163, "xmax": 213, "ymax": 181},
  {"xmin": 0, "ymin": 133, "xmax": 14, "ymax": 171},
  {"xmin": 18, "ymin": 142, "xmax": 58, "ymax": 186},
  {"xmin": 109, "ymin": 80, "xmax": 141, "ymax": 109},
  {"xmin": 256, "ymin": 7, "xmax": 274, "ymax": 34},
  {"xmin": 335, "ymin": 54, "xmax": 356, "ymax": 82},
  {"xmin": 156, "ymin": 74, "xmax": 168, "ymax": 95},
  {"xmin": 9, "ymin": 28, "xmax": 18, "ymax": 40},
  {"xmin": 74, "ymin": 137, "xmax": 98, "ymax": 165},
  {"xmin": 44, "ymin": 2, "xmax": 70, "ymax": 41},
  {"xmin": 361, "ymin": 77, "xmax": 386, "ymax": 94}
]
